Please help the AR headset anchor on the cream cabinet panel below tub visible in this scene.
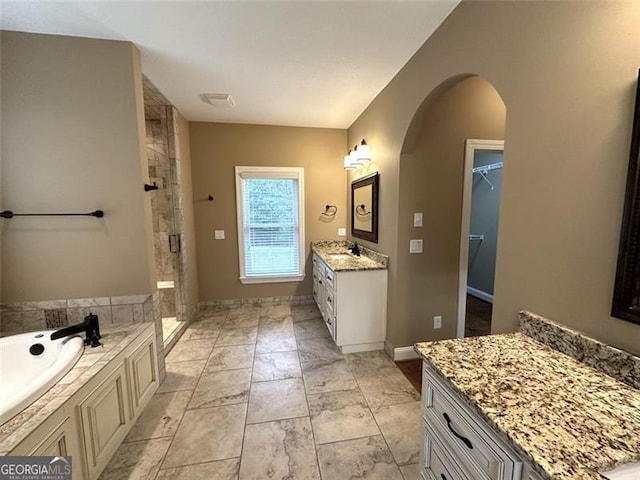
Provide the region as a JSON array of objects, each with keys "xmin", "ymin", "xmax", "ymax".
[
  {"xmin": 79, "ymin": 363, "xmax": 130, "ymax": 479},
  {"xmin": 8, "ymin": 409, "xmax": 83, "ymax": 479},
  {"xmin": 126, "ymin": 334, "xmax": 158, "ymax": 419}
]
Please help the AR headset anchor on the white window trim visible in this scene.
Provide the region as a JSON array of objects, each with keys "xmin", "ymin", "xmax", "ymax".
[{"xmin": 235, "ymin": 166, "xmax": 306, "ymax": 284}]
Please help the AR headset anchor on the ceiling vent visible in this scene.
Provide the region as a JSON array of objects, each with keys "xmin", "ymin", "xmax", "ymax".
[{"xmin": 200, "ymin": 93, "xmax": 235, "ymax": 107}]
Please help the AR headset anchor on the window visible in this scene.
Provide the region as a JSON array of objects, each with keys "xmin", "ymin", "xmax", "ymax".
[{"xmin": 235, "ymin": 166, "xmax": 305, "ymax": 284}]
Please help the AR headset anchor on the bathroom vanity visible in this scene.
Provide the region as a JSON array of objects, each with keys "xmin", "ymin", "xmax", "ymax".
[
  {"xmin": 0, "ymin": 322, "xmax": 159, "ymax": 480},
  {"xmin": 311, "ymin": 241, "xmax": 388, "ymax": 353},
  {"xmin": 415, "ymin": 311, "xmax": 640, "ymax": 480}
]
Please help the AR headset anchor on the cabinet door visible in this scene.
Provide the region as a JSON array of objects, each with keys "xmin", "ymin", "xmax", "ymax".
[
  {"xmin": 79, "ymin": 363, "xmax": 130, "ymax": 479},
  {"xmin": 31, "ymin": 421, "xmax": 69, "ymax": 457},
  {"xmin": 126, "ymin": 333, "xmax": 158, "ymax": 419}
]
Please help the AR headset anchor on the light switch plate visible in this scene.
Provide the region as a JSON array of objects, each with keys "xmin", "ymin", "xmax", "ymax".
[
  {"xmin": 413, "ymin": 212, "xmax": 423, "ymax": 227},
  {"xmin": 338, "ymin": 228, "xmax": 346, "ymax": 237},
  {"xmin": 409, "ymin": 239, "xmax": 423, "ymax": 253},
  {"xmin": 214, "ymin": 230, "xmax": 225, "ymax": 240},
  {"xmin": 433, "ymin": 315, "xmax": 442, "ymax": 329}
]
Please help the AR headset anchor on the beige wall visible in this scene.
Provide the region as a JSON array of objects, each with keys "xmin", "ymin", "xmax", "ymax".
[
  {"xmin": 176, "ymin": 112, "xmax": 200, "ymax": 315},
  {"xmin": 348, "ymin": 1, "xmax": 640, "ymax": 354},
  {"xmin": 189, "ymin": 122, "xmax": 347, "ymax": 301},
  {"xmin": 392, "ymin": 76, "xmax": 505, "ymax": 346},
  {"xmin": 1, "ymin": 31, "xmax": 155, "ymax": 301}
]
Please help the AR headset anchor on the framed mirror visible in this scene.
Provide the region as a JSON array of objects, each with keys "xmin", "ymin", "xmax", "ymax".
[
  {"xmin": 612, "ymin": 69, "xmax": 640, "ymax": 325},
  {"xmin": 351, "ymin": 172, "xmax": 379, "ymax": 243}
]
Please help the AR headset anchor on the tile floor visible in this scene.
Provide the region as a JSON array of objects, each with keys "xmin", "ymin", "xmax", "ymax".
[{"xmin": 99, "ymin": 303, "xmax": 422, "ymax": 480}]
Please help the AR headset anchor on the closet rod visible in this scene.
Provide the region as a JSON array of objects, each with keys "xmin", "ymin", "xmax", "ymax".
[
  {"xmin": 472, "ymin": 161, "xmax": 503, "ymax": 175},
  {"xmin": 0, "ymin": 210, "xmax": 104, "ymax": 219}
]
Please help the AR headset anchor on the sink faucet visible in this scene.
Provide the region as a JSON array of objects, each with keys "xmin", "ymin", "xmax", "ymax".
[
  {"xmin": 51, "ymin": 313, "xmax": 102, "ymax": 347},
  {"xmin": 349, "ymin": 242, "xmax": 361, "ymax": 256}
]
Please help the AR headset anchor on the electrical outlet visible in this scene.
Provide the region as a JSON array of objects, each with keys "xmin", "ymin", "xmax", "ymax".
[
  {"xmin": 413, "ymin": 212, "xmax": 423, "ymax": 227},
  {"xmin": 214, "ymin": 230, "xmax": 225, "ymax": 240},
  {"xmin": 338, "ymin": 228, "xmax": 346, "ymax": 236},
  {"xmin": 433, "ymin": 315, "xmax": 442, "ymax": 329},
  {"xmin": 409, "ymin": 239, "xmax": 423, "ymax": 253}
]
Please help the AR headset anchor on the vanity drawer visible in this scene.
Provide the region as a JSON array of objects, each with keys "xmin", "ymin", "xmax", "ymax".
[
  {"xmin": 325, "ymin": 268, "xmax": 335, "ymax": 289},
  {"xmin": 324, "ymin": 310, "xmax": 336, "ymax": 340},
  {"xmin": 325, "ymin": 288, "xmax": 336, "ymax": 315},
  {"xmin": 424, "ymin": 367, "xmax": 522, "ymax": 480},
  {"xmin": 423, "ymin": 420, "xmax": 474, "ymax": 480}
]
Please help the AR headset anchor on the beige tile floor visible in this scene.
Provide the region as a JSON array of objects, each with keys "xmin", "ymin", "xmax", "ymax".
[{"xmin": 99, "ymin": 304, "xmax": 422, "ymax": 480}]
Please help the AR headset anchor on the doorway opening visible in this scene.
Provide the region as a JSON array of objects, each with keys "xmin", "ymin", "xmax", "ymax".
[{"xmin": 457, "ymin": 139, "xmax": 504, "ymax": 337}]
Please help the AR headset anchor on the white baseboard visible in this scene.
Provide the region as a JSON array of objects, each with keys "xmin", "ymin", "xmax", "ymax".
[
  {"xmin": 340, "ymin": 342, "xmax": 385, "ymax": 354},
  {"xmin": 384, "ymin": 341, "xmax": 420, "ymax": 361},
  {"xmin": 393, "ymin": 346, "xmax": 420, "ymax": 361},
  {"xmin": 466, "ymin": 286, "xmax": 494, "ymax": 304}
]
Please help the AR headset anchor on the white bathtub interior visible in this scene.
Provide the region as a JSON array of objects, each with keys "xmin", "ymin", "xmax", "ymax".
[{"xmin": 0, "ymin": 331, "xmax": 84, "ymax": 425}]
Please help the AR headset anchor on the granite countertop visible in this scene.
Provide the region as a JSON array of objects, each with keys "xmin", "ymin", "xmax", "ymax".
[
  {"xmin": 311, "ymin": 240, "xmax": 388, "ymax": 271},
  {"xmin": 414, "ymin": 331, "xmax": 640, "ymax": 480},
  {"xmin": 0, "ymin": 322, "xmax": 154, "ymax": 454}
]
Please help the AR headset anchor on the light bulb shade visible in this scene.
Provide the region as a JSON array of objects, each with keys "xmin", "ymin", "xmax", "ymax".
[
  {"xmin": 349, "ymin": 146, "xmax": 365, "ymax": 166},
  {"xmin": 356, "ymin": 144, "xmax": 371, "ymax": 162},
  {"xmin": 344, "ymin": 151, "xmax": 356, "ymax": 170}
]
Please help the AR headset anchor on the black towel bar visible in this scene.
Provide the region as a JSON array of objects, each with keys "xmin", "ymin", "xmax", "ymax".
[{"xmin": 0, "ymin": 210, "xmax": 104, "ymax": 219}]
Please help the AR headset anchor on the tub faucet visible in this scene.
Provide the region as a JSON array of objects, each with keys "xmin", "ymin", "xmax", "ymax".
[{"xmin": 51, "ymin": 313, "xmax": 102, "ymax": 347}]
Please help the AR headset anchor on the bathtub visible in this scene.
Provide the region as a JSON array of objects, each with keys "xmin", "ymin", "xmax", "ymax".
[{"xmin": 0, "ymin": 331, "xmax": 84, "ymax": 425}]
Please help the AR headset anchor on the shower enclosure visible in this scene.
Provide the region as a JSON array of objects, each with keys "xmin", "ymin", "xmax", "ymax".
[{"xmin": 143, "ymin": 77, "xmax": 188, "ymax": 347}]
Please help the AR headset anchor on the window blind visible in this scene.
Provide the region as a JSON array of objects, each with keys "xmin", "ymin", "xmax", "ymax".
[{"xmin": 241, "ymin": 177, "xmax": 300, "ymax": 277}]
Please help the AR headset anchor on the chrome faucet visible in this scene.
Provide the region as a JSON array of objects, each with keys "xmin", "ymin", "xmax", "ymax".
[{"xmin": 51, "ymin": 313, "xmax": 102, "ymax": 347}]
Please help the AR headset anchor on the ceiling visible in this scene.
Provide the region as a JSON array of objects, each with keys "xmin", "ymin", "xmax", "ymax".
[{"xmin": 0, "ymin": 1, "xmax": 459, "ymax": 128}]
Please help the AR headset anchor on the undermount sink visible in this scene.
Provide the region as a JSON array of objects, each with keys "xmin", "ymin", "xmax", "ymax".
[
  {"xmin": 328, "ymin": 253, "xmax": 353, "ymax": 260},
  {"xmin": 601, "ymin": 464, "xmax": 640, "ymax": 480}
]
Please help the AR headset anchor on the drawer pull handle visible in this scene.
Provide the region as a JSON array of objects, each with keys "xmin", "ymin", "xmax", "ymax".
[{"xmin": 443, "ymin": 412, "xmax": 473, "ymax": 449}]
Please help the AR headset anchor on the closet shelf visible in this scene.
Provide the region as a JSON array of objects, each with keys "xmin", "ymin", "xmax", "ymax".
[{"xmin": 472, "ymin": 161, "xmax": 503, "ymax": 190}]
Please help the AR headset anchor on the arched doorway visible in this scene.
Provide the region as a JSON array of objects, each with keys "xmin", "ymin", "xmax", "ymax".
[{"xmin": 396, "ymin": 74, "xmax": 506, "ymax": 344}]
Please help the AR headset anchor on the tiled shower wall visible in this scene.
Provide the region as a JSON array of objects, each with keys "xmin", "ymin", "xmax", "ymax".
[
  {"xmin": 146, "ymin": 116, "xmax": 174, "ymax": 285},
  {"xmin": 0, "ymin": 293, "xmax": 166, "ymax": 381}
]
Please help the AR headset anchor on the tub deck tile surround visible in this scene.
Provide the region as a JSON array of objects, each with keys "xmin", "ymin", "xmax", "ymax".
[
  {"xmin": 98, "ymin": 304, "xmax": 421, "ymax": 480},
  {"xmin": 0, "ymin": 322, "xmax": 154, "ymax": 455},
  {"xmin": 414, "ymin": 312, "xmax": 640, "ymax": 480},
  {"xmin": 311, "ymin": 240, "xmax": 388, "ymax": 271}
]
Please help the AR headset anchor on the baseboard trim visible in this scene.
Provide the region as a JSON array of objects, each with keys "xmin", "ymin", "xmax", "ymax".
[
  {"xmin": 199, "ymin": 295, "xmax": 315, "ymax": 309},
  {"xmin": 385, "ymin": 341, "xmax": 420, "ymax": 361},
  {"xmin": 340, "ymin": 342, "xmax": 385, "ymax": 354},
  {"xmin": 467, "ymin": 286, "xmax": 494, "ymax": 304},
  {"xmin": 393, "ymin": 346, "xmax": 420, "ymax": 361}
]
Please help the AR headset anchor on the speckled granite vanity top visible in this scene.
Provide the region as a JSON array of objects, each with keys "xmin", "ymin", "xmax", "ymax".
[
  {"xmin": 312, "ymin": 240, "xmax": 388, "ymax": 271},
  {"xmin": 414, "ymin": 312, "xmax": 640, "ymax": 480},
  {"xmin": 0, "ymin": 322, "xmax": 153, "ymax": 454}
]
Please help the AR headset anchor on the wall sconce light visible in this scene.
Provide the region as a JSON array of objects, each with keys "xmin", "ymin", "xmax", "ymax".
[
  {"xmin": 343, "ymin": 139, "xmax": 372, "ymax": 170},
  {"xmin": 344, "ymin": 150, "xmax": 357, "ymax": 170}
]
